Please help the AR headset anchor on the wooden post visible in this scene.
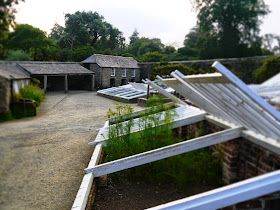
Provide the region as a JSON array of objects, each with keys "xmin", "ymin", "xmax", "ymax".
[
  {"xmin": 65, "ymin": 75, "xmax": 68, "ymax": 93},
  {"xmin": 91, "ymin": 74, "xmax": 95, "ymax": 91},
  {"xmin": 43, "ymin": 75, "xmax": 47, "ymax": 92},
  {"xmin": 147, "ymin": 85, "xmax": 150, "ymax": 99}
]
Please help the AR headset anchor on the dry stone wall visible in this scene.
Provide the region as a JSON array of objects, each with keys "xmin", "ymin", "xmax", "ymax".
[{"xmin": 0, "ymin": 77, "xmax": 10, "ymax": 113}]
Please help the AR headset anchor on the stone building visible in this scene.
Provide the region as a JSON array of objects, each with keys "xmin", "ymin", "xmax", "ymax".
[
  {"xmin": 17, "ymin": 62, "xmax": 95, "ymax": 92},
  {"xmin": 0, "ymin": 63, "xmax": 30, "ymax": 114},
  {"xmin": 81, "ymin": 54, "xmax": 141, "ymax": 89}
]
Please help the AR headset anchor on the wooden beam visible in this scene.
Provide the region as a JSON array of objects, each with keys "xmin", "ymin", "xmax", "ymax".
[
  {"xmin": 85, "ymin": 127, "xmax": 242, "ymax": 176},
  {"xmin": 72, "ymin": 143, "xmax": 103, "ymax": 210},
  {"xmin": 212, "ymin": 61, "xmax": 280, "ymax": 121},
  {"xmin": 144, "ymin": 78, "xmax": 188, "ymax": 106},
  {"xmin": 64, "ymin": 75, "xmax": 68, "ymax": 93},
  {"xmin": 43, "ymin": 75, "xmax": 47, "ymax": 92},
  {"xmin": 148, "ymin": 170, "xmax": 280, "ymax": 210}
]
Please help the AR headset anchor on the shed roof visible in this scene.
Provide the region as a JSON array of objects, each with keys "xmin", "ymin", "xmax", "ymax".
[
  {"xmin": 0, "ymin": 63, "xmax": 30, "ymax": 80},
  {"xmin": 18, "ymin": 62, "xmax": 93, "ymax": 75},
  {"xmin": 81, "ymin": 54, "xmax": 139, "ymax": 68}
]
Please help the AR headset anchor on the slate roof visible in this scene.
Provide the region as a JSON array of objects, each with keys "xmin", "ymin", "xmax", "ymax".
[
  {"xmin": 81, "ymin": 54, "xmax": 139, "ymax": 68},
  {"xmin": 17, "ymin": 62, "xmax": 93, "ymax": 75},
  {"xmin": 0, "ymin": 63, "xmax": 30, "ymax": 80}
]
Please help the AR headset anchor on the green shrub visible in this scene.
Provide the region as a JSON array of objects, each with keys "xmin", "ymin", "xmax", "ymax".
[
  {"xmin": 151, "ymin": 63, "xmax": 197, "ymax": 80},
  {"xmin": 0, "ymin": 110, "xmax": 14, "ymax": 122},
  {"xmin": 20, "ymin": 85, "xmax": 45, "ymax": 106},
  {"xmin": 32, "ymin": 78, "xmax": 41, "ymax": 84},
  {"xmin": 103, "ymin": 103, "xmax": 222, "ymax": 191},
  {"xmin": 253, "ymin": 56, "xmax": 280, "ymax": 83},
  {"xmin": 5, "ymin": 50, "xmax": 33, "ymax": 61}
]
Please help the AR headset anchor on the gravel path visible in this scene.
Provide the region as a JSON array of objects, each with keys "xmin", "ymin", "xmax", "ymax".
[{"xmin": 0, "ymin": 91, "xmax": 142, "ymax": 210}]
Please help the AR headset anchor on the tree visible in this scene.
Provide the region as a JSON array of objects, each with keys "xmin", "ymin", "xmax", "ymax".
[
  {"xmin": 2, "ymin": 24, "xmax": 60, "ymax": 61},
  {"xmin": 129, "ymin": 29, "xmax": 139, "ymax": 45},
  {"xmin": 184, "ymin": 26, "xmax": 199, "ymax": 49},
  {"xmin": 138, "ymin": 41, "xmax": 162, "ymax": 55},
  {"xmin": 163, "ymin": 46, "xmax": 176, "ymax": 54},
  {"xmin": 49, "ymin": 23, "xmax": 65, "ymax": 42},
  {"xmin": 0, "ymin": 0, "xmax": 25, "ymax": 52},
  {"xmin": 62, "ymin": 11, "xmax": 125, "ymax": 51},
  {"xmin": 5, "ymin": 49, "xmax": 32, "ymax": 61},
  {"xmin": 192, "ymin": 0, "xmax": 270, "ymax": 58},
  {"xmin": 139, "ymin": 52, "xmax": 166, "ymax": 62}
]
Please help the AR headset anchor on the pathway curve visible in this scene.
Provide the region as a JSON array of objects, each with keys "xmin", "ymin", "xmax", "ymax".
[{"xmin": 0, "ymin": 91, "xmax": 142, "ymax": 210}]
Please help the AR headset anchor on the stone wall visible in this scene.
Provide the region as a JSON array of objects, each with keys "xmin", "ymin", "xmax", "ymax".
[
  {"xmin": 138, "ymin": 55, "xmax": 271, "ymax": 83},
  {"xmin": 101, "ymin": 68, "xmax": 141, "ymax": 89},
  {"xmin": 0, "ymin": 77, "xmax": 11, "ymax": 113}
]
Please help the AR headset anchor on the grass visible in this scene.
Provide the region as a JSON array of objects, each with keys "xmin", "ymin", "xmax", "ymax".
[{"xmin": 103, "ymin": 98, "xmax": 223, "ymax": 191}]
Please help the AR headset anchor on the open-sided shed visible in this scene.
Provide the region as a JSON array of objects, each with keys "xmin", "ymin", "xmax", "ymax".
[
  {"xmin": 72, "ymin": 62, "xmax": 280, "ymax": 210},
  {"xmin": 18, "ymin": 62, "xmax": 95, "ymax": 92}
]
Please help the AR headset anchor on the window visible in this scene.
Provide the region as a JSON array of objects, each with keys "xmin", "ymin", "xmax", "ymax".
[
  {"xmin": 111, "ymin": 68, "xmax": 116, "ymax": 76},
  {"xmin": 122, "ymin": 68, "xmax": 126, "ymax": 77},
  {"xmin": 131, "ymin": 69, "xmax": 136, "ymax": 77}
]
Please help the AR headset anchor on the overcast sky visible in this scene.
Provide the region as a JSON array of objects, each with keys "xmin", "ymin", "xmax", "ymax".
[{"xmin": 15, "ymin": 0, "xmax": 280, "ymax": 48}]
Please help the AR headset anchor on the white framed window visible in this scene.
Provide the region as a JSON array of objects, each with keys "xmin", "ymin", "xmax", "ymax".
[
  {"xmin": 131, "ymin": 69, "xmax": 136, "ymax": 77},
  {"xmin": 122, "ymin": 68, "xmax": 126, "ymax": 77},
  {"xmin": 111, "ymin": 68, "xmax": 116, "ymax": 76}
]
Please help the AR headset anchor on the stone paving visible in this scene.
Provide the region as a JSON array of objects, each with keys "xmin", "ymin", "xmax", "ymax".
[{"xmin": 0, "ymin": 91, "xmax": 142, "ymax": 210}]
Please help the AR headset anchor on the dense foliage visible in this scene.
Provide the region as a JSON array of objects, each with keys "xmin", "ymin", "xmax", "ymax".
[
  {"xmin": 20, "ymin": 85, "xmax": 45, "ymax": 106},
  {"xmin": 104, "ymin": 103, "xmax": 222, "ymax": 190},
  {"xmin": 151, "ymin": 63, "xmax": 198, "ymax": 80},
  {"xmin": 191, "ymin": 0, "xmax": 270, "ymax": 59},
  {"xmin": 253, "ymin": 56, "xmax": 280, "ymax": 83},
  {"xmin": 0, "ymin": 0, "xmax": 25, "ymax": 52},
  {"xmin": 1, "ymin": 3, "xmax": 278, "ymax": 62},
  {"xmin": 5, "ymin": 49, "xmax": 32, "ymax": 61}
]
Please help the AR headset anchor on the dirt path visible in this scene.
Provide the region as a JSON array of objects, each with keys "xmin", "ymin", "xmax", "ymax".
[{"xmin": 0, "ymin": 91, "xmax": 142, "ymax": 210}]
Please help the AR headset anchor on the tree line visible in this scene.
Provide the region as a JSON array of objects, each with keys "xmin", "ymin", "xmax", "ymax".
[{"xmin": 1, "ymin": 0, "xmax": 279, "ymax": 62}]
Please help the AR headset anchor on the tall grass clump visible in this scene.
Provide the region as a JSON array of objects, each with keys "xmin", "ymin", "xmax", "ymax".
[
  {"xmin": 20, "ymin": 84, "xmax": 45, "ymax": 106},
  {"xmin": 103, "ymin": 100, "xmax": 222, "ymax": 191}
]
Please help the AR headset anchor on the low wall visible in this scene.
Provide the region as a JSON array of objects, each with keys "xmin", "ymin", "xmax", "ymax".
[
  {"xmin": 139, "ymin": 55, "xmax": 272, "ymax": 83},
  {"xmin": 180, "ymin": 121, "xmax": 280, "ymax": 209}
]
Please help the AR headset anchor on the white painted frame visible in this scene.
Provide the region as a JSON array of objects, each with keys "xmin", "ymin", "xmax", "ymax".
[
  {"xmin": 122, "ymin": 68, "xmax": 126, "ymax": 77},
  {"xmin": 111, "ymin": 68, "xmax": 115, "ymax": 76},
  {"xmin": 73, "ymin": 61, "xmax": 280, "ymax": 210},
  {"xmin": 148, "ymin": 170, "xmax": 280, "ymax": 210}
]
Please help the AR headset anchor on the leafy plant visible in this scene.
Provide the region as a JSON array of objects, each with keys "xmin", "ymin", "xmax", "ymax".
[
  {"xmin": 5, "ymin": 50, "xmax": 32, "ymax": 61},
  {"xmin": 20, "ymin": 85, "xmax": 45, "ymax": 106},
  {"xmin": 103, "ymin": 102, "xmax": 222, "ymax": 191},
  {"xmin": 32, "ymin": 78, "xmax": 41, "ymax": 84},
  {"xmin": 253, "ymin": 56, "xmax": 280, "ymax": 83}
]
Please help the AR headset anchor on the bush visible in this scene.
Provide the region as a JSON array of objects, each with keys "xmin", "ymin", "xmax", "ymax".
[
  {"xmin": 32, "ymin": 78, "xmax": 41, "ymax": 84},
  {"xmin": 0, "ymin": 110, "xmax": 14, "ymax": 122},
  {"xmin": 139, "ymin": 51, "xmax": 166, "ymax": 62},
  {"xmin": 104, "ymin": 103, "xmax": 222, "ymax": 191},
  {"xmin": 20, "ymin": 85, "xmax": 45, "ymax": 106},
  {"xmin": 253, "ymin": 56, "xmax": 280, "ymax": 83},
  {"xmin": 151, "ymin": 63, "xmax": 196, "ymax": 80},
  {"xmin": 5, "ymin": 50, "xmax": 32, "ymax": 61}
]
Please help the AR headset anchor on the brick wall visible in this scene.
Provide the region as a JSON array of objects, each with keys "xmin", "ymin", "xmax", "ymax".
[{"xmin": 177, "ymin": 121, "xmax": 280, "ymax": 209}]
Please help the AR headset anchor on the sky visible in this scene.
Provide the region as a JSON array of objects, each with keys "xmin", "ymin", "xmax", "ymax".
[{"xmin": 14, "ymin": 0, "xmax": 280, "ymax": 48}]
